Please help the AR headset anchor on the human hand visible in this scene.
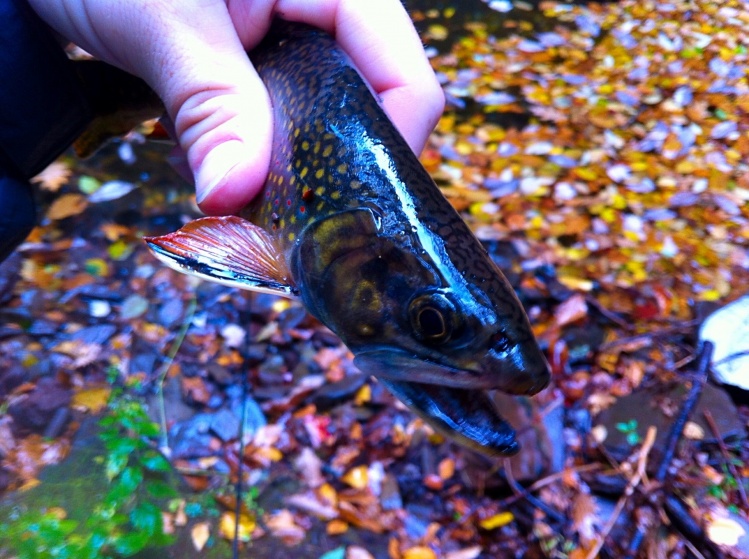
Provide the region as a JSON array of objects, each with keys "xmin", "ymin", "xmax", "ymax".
[{"xmin": 28, "ymin": 0, "xmax": 445, "ymax": 215}]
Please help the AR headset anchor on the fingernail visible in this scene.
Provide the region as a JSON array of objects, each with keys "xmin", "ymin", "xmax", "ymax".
[{"xmin": 195, "ymin": 140, "xmax": 246, "ymax": 204}]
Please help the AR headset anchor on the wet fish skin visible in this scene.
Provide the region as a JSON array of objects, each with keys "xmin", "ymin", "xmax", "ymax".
[{"xmin": 145, "ymin": 20, "xmax": 550, "ymax": 455}]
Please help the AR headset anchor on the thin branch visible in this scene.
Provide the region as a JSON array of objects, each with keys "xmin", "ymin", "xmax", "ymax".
[
  {"xmin": 703, "ymin": 409, "xmax": 749, "ymax": 509},
  {"xmin": 655, "ymin": 341, "xmax": 712, "ymax": 483},
  {"xmin": 233, "ymin": 293, "xmax": 254, "ymax": 559},
  {"xmin": 157, "ymin": 295, "xmax": 197, "ymax": 452},
  {"xmin": 584, "ymin": 426, "xmax": 657, "ymax": 559},
  {"xmin": 503, "ymin": 458, "xmax": 566, "ymax": 525}
]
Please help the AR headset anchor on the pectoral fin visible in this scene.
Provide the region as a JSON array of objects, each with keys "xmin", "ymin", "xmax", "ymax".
[{"xmin": 144, "ymin": 216, "xmax": 297, "ymax": 297}]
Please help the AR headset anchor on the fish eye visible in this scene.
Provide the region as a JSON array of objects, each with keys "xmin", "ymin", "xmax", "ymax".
[{"xmin": 409, "ymin": 293, "xmax": 456, "ymax": 344}]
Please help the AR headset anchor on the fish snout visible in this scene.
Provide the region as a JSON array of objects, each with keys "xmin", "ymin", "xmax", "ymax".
[{"xmin": 484, "ymin": 342, "xmax": 551, "ymax": 395}]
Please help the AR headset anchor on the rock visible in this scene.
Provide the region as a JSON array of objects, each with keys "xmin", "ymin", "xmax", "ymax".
[
  {"xmin": 209, "ymin": 408, "xmax": 240, "ymax": 442},
  {"xmin": 0, "ymin": 365, "xmax": 25, "ymax": 397},
  {"xmin": 380, "ymin": 474, "xmax": 403, "ymax": 511},
  {"xmin": 492, "ymin": 386, "xmax": 565, "ymax": 482},
  {"xmin": 699, "ymin": 294, "xmax": 749, "ymax": 390},
  {"xmin": 169, "ymin": 413, "xmax": 216, "ymax": 459},
  {"xmin": 595, "ymin": 382, "xmax": 744, "ymax": 463},
  {"xmin": 8, "ymin": 377, "xmax": 71, "ymax": 436},
  {"xmin": 310, "ymin": 373, "xmax": 368, "ymax": 411},
  {"xmin": 71, "ymin": 324, "xmax": 117, "ymax": 345}
]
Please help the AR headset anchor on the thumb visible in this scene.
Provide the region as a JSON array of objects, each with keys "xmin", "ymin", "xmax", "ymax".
[{"xmin": 147, "ymin": 13, "xmax": 272, "ymax": 214}]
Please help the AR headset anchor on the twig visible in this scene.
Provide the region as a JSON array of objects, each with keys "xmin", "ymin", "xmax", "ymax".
[
  {"xmin": 585, "ymin": 296, "xmax": 632, "ymax": 329},
  {"xmin": 623, "ymin": 342, "xmax": 713, "ymax": 559},
  {"xmin": 655, "ymin": 342, "xmax": 712, "ymax": 483},
  {"xmin": 713, "ymin": 349, "xmax": 749, "ymax": 367},
  {"xmin": 598, "ymin": 320, "xmax": 700, "ymax": 352},
  {"xmin": 157, "ymin": 295, "xmax": 197, "ymax": 452},
  {"xmin": 703, "ymin": 409, "xmax": 749, "ymax": 509},
  {"xmin": 502, "ymin": 459, "xmax": 566, "ymax": 525},
  {"xmin": 233, "ymin": 293, "xmax": 253, "ymax": 559},
  {"xmin": 584, "ymin": 426, "xmax": 657, "ymax": 559}
]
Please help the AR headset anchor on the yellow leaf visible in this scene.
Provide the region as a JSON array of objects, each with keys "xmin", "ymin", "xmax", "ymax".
[
  {"xmin": 354, "ymin": 384, "xmax": 371, "ymax": 406},
  {"xmin": 218, "ymin": 512, "xmax": 255, "ymax": 542},
  {"xmin": 191, "ymin": 522, "xmax": 210, "ymax": 551},
  {"xmin": 403, "ymin": 546, "xmax": 437, "ymax": 559},
  {"xmin": 71, "ymin": 386, "xmax": 111, "ymax": 413},
  {"xmin": 342, "ymin": 465, "xmax": 368, "ymax": 489},
  {"xmin": 47, "ymin": 193, "xmax": 88, "ymax": 220},
  {"xmin": 479, "ymin": 511, "xmax": 514, "ymax": 530}
]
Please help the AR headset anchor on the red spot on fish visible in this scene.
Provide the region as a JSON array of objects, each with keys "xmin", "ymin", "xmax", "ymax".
[
  {"xmin": 274, "ymin": 198, "xmax": 280, "ymax": 206},
  {"xmin": 302, "ymin": 187, "xmax": 314, "ymax": 202},
  {"xmin": 286, "ymin": 199, "xmax": 292, "ymax": 207},
  {"xmin": 300, "ymin": 205, "xmax": 306, "ymax": 213}
]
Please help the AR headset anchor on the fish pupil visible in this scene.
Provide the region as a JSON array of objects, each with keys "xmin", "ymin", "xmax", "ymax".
[{"xmin": 418, "ymin": 307, "xmax": 447, "ymax": 340}]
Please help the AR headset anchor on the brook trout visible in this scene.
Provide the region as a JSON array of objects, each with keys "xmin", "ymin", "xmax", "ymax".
[{"xmin": 143, "ymin": 21, "xmax": 550, "ymax": 455}]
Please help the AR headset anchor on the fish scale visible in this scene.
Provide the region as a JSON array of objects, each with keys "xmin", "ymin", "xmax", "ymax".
[{"xmin": 145, "ymin": 19, "xmax": 550, "ymax": 455}]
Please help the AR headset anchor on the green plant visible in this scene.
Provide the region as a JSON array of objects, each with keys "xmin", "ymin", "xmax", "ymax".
[
  {"xmin": 1, "ymin": 388, "xmax": 176, "ymax": 558},
  {"xmin": 615, "ymin": 419, "xmax": 642, "ymax": 446}
]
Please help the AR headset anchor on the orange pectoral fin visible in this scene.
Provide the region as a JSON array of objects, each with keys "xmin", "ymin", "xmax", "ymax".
[{"xmin": 144, "ymin": 216, "xmax": 298, "ymax": 297}]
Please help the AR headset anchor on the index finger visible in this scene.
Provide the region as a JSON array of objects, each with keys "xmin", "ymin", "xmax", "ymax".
[{"xmin": 237, "ymin": 0, "xmax": 445, "ymax": 154}]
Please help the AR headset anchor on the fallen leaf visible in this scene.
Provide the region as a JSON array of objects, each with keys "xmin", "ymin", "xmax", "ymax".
[
  {"xmin": 71, "ymin": 386, "xmax": 111, "ymax": 413},
  {"xmin": 554, "ymin": 293, "xmax": 588, "ymax": 327},
  {"xmin": 218, "ymin": 511, "xmax": 254, "ymax": 542},
  {"xmin": 47, "ymin": 193, "xmax": 88, "ymax": 220},
  {"xmin": 31, "ymin": 161, "xmax": 71, "ymax": 192},
  {"xmin": 479, "ymin": 512, "xmax": 514, "ymax": 530},
  {"xmin": 191, "ymin": 522, "xmax": 210, "ymax": 551}
]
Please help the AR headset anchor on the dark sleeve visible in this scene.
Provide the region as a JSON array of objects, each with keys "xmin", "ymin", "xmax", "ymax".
[{"xmin": 0, "ymin": 0, "xmax": 93, "ymax": 262}]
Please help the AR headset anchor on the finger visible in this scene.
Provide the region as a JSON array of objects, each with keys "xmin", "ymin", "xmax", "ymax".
[{"xmin": 229, "ymin": 0, "xmax": 445, "ymax": 155}]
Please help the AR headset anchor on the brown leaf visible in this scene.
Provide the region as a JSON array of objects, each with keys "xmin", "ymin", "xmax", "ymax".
[
  {"xmin": 554, "ymin": 293, "xmax": 588, "ymax": 327},
  {"xmin": 46, "ymin": 193, "xmax": 88, "ymax": 220}
]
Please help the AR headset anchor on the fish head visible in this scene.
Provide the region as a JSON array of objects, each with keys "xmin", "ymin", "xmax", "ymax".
[
  {"xmin": 293, "ymin": 207, "xmax": 549, "ymax": 456},
  {"xmin": 293, "ymin": 207, "xmax": 550, "ymax": 396}
]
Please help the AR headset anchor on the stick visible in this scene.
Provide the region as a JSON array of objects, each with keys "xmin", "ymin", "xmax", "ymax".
[
  {"xmin": 655, "ymin": 341, "xmax": 712, "ymax": 482},
  {"xmin": 703, "ymin": 409, "xmax": 749, "ymax": 509}
]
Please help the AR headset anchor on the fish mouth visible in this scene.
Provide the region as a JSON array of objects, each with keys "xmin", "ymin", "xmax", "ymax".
[
  {"xmin": 353, "ymin": 348, "xmax": 549, "ymax": 395},
  {"xmin": 378, "ymin": 378, "xmax": 519, "ymax": 456},
  {"xmin": 353, "ymin": 348, "xmax": 549, "ymax": 456}
]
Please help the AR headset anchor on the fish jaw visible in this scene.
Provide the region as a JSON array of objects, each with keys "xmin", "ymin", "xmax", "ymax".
[
  {"xmin": 353, "ymin": 345, "xmax": 549, "ymax": 395},
  {"xmin": 377, "ymin": 378, "xmax": 519, "ymax": 456}
]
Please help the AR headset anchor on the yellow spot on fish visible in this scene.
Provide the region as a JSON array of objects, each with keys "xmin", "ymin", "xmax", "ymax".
[
  {"xmin": 322, "ymin": 145, "xmax": 333, "ymax": 157},
  {"xmin": 315, "ymin": 168, "xmax": 325, "ymax": 179},
  {"xmin": 294, "ymin": 128, "xmax": 300, "ymax": 138},
  {"xmin": 351, "ymin": 180, "xmax": 362, "ymax": 190},
  {"xmin": 286, "ymin": 164, "xmax": 292, "ymax": 173},
  {"xmin": 316, "ymin": 202, "xmax": 324, "ymax": 211},
  {"xmin": 290, "ymin": 176, "xmax": 296, "ymax": 186},
  {"xmin": 300, "ymin": 167, "xmax": 309, "ymax": 178},
  {"xmin": 315, "ymin": 187, "xmax": 326, "ymax": 196},
  {"xmin": 301, "ymin": 141, "xmax": 310, "ymax": 151},
  {"xmin": 289, "ymin": 215, "xmax": 296, "ymax": 224},
  {"xmin": 331, "ymin": 191, "xmax": 341, "ymax": 200},
  {"xmin": 337, "ymin": 163, "xmax": 348, "ymax": 174},
  {"xmin": 313, "ymin": 142, "xmax": 321, "ymax": 154},
  {"xmin": 288, "ymin": 232, "xmax": 296, "ymax": 242}
]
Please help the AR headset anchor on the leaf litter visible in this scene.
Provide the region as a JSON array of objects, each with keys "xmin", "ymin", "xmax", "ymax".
[{"xmin": 1, "ymin": 1, "xmax": 748, "ymax": 558}]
